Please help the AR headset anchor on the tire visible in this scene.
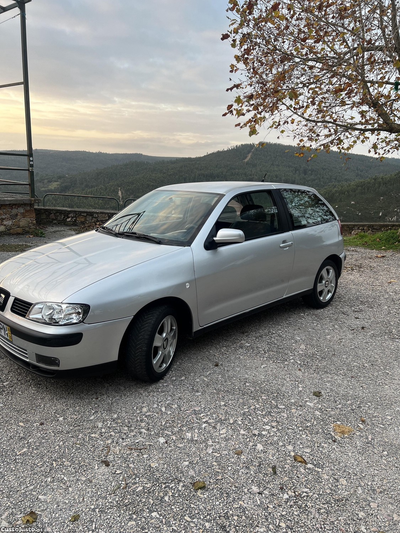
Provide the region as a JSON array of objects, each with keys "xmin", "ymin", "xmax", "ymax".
[
  {"xmin": 303, "ymin": 260, "xmax": 338, "ymax": 309},
  {"xmin": 124, "ymin": 305, "xmax": 179, "ymax": 382}
]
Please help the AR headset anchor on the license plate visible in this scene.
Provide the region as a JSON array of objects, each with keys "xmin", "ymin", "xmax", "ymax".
[{"xmin": 0, "ymin": 322, "xmax": 12, "ymax": 342}]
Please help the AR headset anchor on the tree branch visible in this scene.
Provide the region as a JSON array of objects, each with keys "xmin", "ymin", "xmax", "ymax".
[{"xmin": 282, "ymin": 101, "xmax": 400, "ymax": 134}]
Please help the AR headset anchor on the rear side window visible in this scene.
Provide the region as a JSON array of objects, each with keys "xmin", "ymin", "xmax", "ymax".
[{"xmin": 281, "ymin": 189, "xmax": 336, "ymax": 229}]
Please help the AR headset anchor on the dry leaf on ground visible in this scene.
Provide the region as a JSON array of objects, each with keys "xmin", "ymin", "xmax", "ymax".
[
  {"xmin": 21, "ymin": 511, "xmax": 38, "ymax": 525},
  {"xmin": 293, "ymin": 454, "xmax": 307, "ymax": 465},
  {"xmin": 333, "ymin": 423, "xmax": 354, "ymax": 437}
]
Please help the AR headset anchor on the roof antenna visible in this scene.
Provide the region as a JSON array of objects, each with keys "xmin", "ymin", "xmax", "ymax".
[{"xmin": 261, "ymin": 173, "xmax": 267, "ymax": 182}]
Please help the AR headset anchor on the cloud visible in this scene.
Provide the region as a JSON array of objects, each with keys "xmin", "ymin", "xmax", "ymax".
[{"xmin": 0, "ymin": 0, "xmax": 255, "ymax": 156}]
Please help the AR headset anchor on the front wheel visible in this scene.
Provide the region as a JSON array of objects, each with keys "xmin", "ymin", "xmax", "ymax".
[
  {"xmin": 303, "ymin": 260, "xmax": 338, "ymax": 309},
  {"xmin": 124, "ymin": 305, "xmax": 179, "ymax": 382}
]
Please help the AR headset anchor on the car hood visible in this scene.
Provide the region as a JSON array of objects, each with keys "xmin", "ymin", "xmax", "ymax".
[{"xmin": 0, "ymin": 231, "xmax": 181, "ymax": 303}]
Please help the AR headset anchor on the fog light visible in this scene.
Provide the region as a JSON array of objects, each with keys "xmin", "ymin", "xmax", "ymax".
[{"xmin": 36, "ymin": 354, "xmax": 60, "ymax": 367}]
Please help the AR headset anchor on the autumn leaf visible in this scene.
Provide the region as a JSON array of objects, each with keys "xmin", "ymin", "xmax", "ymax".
[
  {"xmin": 70, "ymin": 514, "xmax": 80, "ymax": 522},
  {"xmin": 193, "ymin": 481, "xmax": 206, "ymax": 490},
  {"xmin": 293, "ymin": 454, "xmax": 307, "ymax": 464},
  {"xmin": 333, "ymin": 424, "xmax": 354, "ymax": 437},
  {"xmin": 21, "ymin": 511, "xmax": 38, "ymax": 525}
]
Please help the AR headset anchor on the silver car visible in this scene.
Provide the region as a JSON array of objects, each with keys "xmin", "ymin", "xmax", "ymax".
[{"xmin": 0, "ymin": 182, "xmax": 345, "ymax": 381}]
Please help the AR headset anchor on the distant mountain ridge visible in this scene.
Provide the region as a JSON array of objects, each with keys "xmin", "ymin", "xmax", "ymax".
[
  {"xmin": 0, "ymin": 149, "xmax": 177, "ymax": 182},
  {"xmin": 33, "ymin": 143, "xmax": 400, "ymax": 196},
  {"xmin": 2, "ymin": 144, "xmax": 400, "ymax": 222}
]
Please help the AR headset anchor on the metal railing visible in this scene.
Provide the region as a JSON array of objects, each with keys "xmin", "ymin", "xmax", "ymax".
[
  {"xmin": 0, "ymin": 152, "xmax": 32, "ymax": 196},
  {"xmin": 0, "ymin": 180, "xmax": 29, "ymax": 193},
  {"xmin": 0, "ymin": 1, "xmax": 35, "ymax": 198},
  {"xmin": 2, "ymin": 190, "xmax": 137, "ymax": 210},
  {"xmin": 123, "ymin": 198, "xmax": 136, "ymax": 208}
]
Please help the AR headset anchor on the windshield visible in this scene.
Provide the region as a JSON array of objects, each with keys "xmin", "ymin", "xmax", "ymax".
[{"xmin": 103, "ymin": 189, "xmax": 222, "ymax": 245}]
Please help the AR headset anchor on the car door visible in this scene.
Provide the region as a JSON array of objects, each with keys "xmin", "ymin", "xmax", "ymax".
[{"xmin": 192, "ymin": 190, "xmax": 295, "ymax": 327}]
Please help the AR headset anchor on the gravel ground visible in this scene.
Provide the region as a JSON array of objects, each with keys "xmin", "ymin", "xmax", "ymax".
[{"xmin": 0, "ymin": 229, "xmax": 399, "ymax": 533}]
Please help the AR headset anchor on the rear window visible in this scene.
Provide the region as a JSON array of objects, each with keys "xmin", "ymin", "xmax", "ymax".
[{"xmin": 281, "ymin": 189, "xmax": 336, "ymax": 229}]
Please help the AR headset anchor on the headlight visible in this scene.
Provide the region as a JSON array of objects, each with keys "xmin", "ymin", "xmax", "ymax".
[{"xmin": 27, "ymin": 303, "xmax": 90, "ymax": 325}]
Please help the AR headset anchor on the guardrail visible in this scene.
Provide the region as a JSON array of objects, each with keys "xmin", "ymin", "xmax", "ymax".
[{"xmin": 124, "ymin": 198, "xmax": 136, "ymax": 208}]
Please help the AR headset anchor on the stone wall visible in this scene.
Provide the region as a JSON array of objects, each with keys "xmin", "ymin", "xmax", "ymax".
[
  {"xmin": 0, "ymin": 199, "xmax": 37, "ymax": 235},
  {"xmin": 35, "ymin": 206, "xmax": 116, "ymax": 231}
]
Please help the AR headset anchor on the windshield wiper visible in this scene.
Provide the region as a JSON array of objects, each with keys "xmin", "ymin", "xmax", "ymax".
[
  {"xmin": 96, "ymin": 226, "xmax": 161, "ymax": 244},
  {"xmin": 96, "ymin": 225, "xmax": 118, "ymax": 236},
  {"xmin": 118, "ymin": 231, "xmax": 162, "ymax": 244}
]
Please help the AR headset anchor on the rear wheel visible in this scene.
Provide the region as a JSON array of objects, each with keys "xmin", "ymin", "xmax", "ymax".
[
  {"xmin": 303, "ymin": 260, "xmax": 338, "ymax": 309},
  {"xmin": 124, "ymin": 305, "xmax": 178, "ymax": 382}
]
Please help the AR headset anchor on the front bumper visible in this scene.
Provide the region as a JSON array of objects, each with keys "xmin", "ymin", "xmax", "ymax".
[{"xmin": 0, "ymin": 312, "xmax": 132, "ymax": 376}]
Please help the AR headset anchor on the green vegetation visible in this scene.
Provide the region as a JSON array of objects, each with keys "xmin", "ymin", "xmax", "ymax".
[
  {"xmin": 33, "ymin": 144, "xmax": 400, "ymax": 216},
  {"xmin": 344, "ymin": 230, "xmax": 400, "ymax": 251},
  {"xmin": 2, "ymin": 143, "xmax": 400, "ymax": 223},
  {"xmin": 33, "ymin": 228, "xmax": 46, "ymax": 238},
  {"xmin": 321, "ymin": 172, "xmax": 400, "ymax": 223},
  {"xmin": 0, "ymin": 149, "xmax": 176, "ymax": 183}
]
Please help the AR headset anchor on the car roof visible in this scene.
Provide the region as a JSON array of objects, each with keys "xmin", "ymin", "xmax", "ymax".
[{"xmin": 157, "ymin": 181, "xmax": 315, "ymax": 195}]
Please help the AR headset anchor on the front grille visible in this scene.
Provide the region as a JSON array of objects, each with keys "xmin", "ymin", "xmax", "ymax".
[
  {"xmin": 0, "ymin": 336, "xmax": 29, "ymax": 360},
  {"xmin": 11, "ymin": 298, "xmax": 32, "ymax": 318}
]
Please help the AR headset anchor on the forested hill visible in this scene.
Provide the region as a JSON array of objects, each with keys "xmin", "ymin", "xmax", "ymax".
[
  {"xmin": 35, "ymin": 143, "xmax": 400, "ymax": 201},
  {"xmin": 0, "ymin": 149, "xmax": 176, "ymax": 182},
  {"xmin": 321, "ymin": 171, "xmax": 400, "ymax": 223}
]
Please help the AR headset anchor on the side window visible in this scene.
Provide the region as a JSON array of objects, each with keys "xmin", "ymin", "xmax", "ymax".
[
  {"xmin": 215, "ymin": 191, "xmax": 279, "ymax": 240},
  {"xmin": 281, "ymin": 189, "xmax": 335, "ymax": 229}
]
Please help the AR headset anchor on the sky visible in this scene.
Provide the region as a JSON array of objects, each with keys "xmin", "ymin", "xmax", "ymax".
[{"xmin": 0, "ymin": 0, "xmax": 271, "ymax": 157}]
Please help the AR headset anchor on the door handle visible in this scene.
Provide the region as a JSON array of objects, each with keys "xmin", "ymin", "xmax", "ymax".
[{"xmin": 280, "ymin": 241, "xmax": 293, "ymax": 249}]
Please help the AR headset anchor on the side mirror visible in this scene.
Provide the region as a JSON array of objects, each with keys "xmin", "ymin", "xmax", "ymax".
[{"xmin": 214, "ymin": 228, "xmax": 245, "ymax": 245}]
